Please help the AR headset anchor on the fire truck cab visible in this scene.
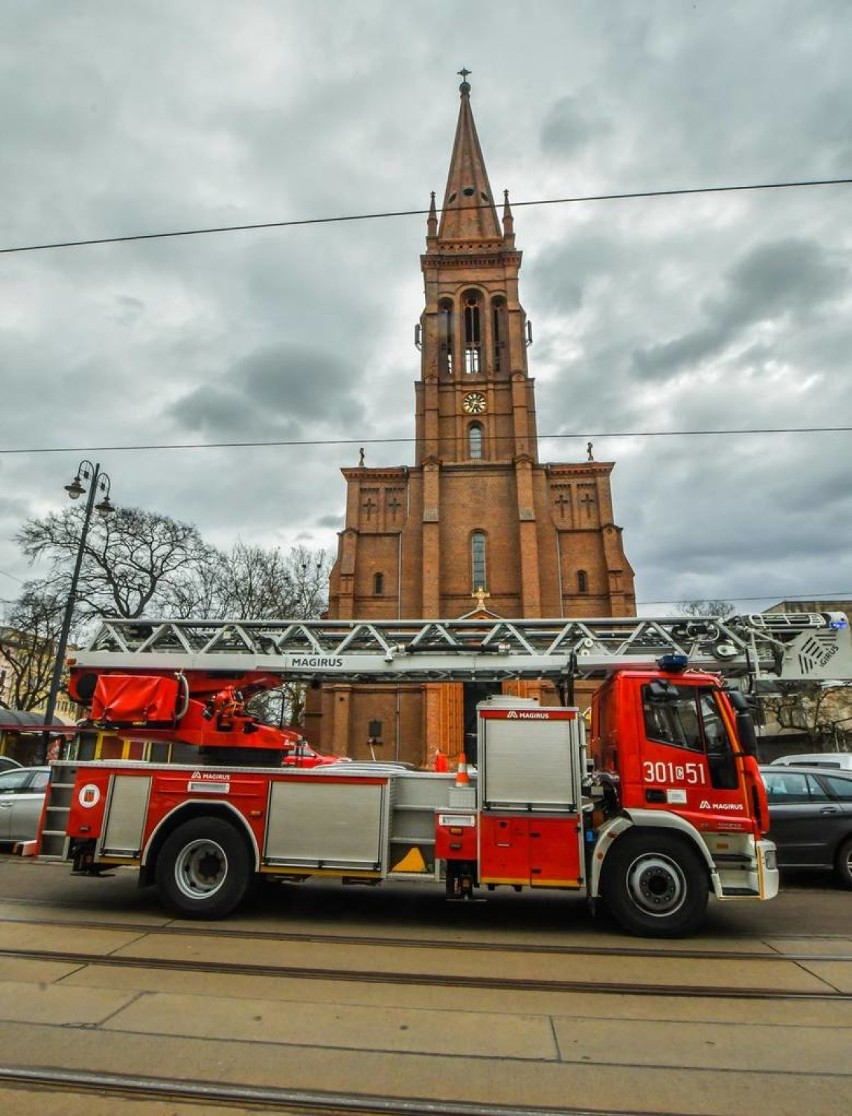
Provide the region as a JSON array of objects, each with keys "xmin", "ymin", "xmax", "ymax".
[{"xmin": 588, "ymin": 660, "xmax": 773, "ymax": 934}]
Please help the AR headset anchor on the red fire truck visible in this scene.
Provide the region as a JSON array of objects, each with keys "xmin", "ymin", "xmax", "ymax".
[{"xmin": 35, "ymin": 611, "xmax": 852, "ymax": 937}]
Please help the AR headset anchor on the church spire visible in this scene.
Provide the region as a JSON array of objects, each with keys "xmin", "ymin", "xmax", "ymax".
[{"xmin": 437, "ymin": 73, "xmax": 502, "ymax": 242}]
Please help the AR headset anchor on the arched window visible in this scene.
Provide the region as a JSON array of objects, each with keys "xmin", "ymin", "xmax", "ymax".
[
  {"xmin": 577, "ymin": 570, "xmax": 588, "ymax": 594},
  {"xmin": 438, "ymin": 299, "xmax": 454, "ymax": 376},
  {"xmin": 463, "ymin": 290, "xmax": 482, "ymax": 374},
  {"xmin": 469, "ymin": 422, "xmax": 483, "ymax": 460},
  {"xmin": 492, "ymin": 297, "xmax": 507, "ymax": 372},
  {"xmin": 471, "ymin": 531, "xmax": 487, "ymax": 592},
  {"xmin": 373, "ymin": 572, "xmax": 384, "ymax": 596}
]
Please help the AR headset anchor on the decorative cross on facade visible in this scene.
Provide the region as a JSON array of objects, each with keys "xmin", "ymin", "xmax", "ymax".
[
  {"xmin": 387, "ymin": 493, "xmax": 402, "ymax": 519},
  {"xmin": 362, "ymin": 497, "xmax": 378, "ymax": 522},
  {"xmin": 472, "ymin": 586, "xmax": 490, "ymax": 610},
  {"xmin": 580, "ymin": 493, "xmax": 596, "ymax": 519},
  {"xmin": 554, "ymin": 493, "xmax": 570, "ymax": 518}
]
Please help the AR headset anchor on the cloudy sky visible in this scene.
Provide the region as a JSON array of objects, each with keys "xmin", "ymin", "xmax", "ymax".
[{"xmin": 2, "ymin": 0, "xmax": 851, "ymax": 618}]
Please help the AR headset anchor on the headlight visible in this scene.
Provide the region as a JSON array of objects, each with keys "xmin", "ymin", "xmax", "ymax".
[{"xmin": 763, "ymin": 847, "xmax": 777, "ymax": 870}]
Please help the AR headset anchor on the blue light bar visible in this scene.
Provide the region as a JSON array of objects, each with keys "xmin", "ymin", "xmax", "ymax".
[{"xmin": 657, "ymin": 654, "xmax": 689, "ymax": 673}]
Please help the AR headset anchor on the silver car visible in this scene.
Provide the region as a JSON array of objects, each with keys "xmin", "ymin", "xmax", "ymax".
[
  {"xmin": 0, "ymin": 766, "xmax": 50, "ymax": 843},
  {"xmin": 770, "ymin": 752, "xmax": 852, "ymax": 771}
]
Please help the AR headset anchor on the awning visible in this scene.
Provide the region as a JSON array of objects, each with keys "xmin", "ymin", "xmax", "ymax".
[{"xmin": 0, "ymin": 710, "xmax": 78, "ymax": 734}]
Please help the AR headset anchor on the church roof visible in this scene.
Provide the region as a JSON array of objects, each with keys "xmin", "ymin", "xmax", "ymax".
[{"xmin": 437, "ymin": 76, "xmax": 502, "ymax": 242}]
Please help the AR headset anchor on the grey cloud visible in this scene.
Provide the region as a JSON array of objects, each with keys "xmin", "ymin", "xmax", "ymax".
[
  {"xmin": 540, "ymin": 95, "xmax": 611, "ymax": 157},
  {"xmin": 716, "ymin": 239, "xmax": 848, "ymax": 329},
  {"xmin": 240, "ymin": 346, "xmax": 362, "ymax": 422},
  {"xmin": 633, "ymin": 238, "xmax": 849, "ymax": 380},
  {"xmin": 168, "ymin": 384, "xmax": 282, "ymax": 440},
  {"xmin": 167, "ymin": 343, "xmax": 365, "ymax": 438},
  {"xmin": 529, "ymin": 232, "xmax": 625, "ymax": 314},
  {"xmin": 632, "ymin": 327, "xmax": 721, "ymax": 380}
]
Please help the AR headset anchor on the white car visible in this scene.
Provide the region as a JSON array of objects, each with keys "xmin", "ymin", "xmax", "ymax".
[
  {"xmin": 0, "ymin": 766, "xmax": 50, "ymax": 843},
  {"xmin": 770, "ymin": 753, "xmax": 852, "ymax": 771}
]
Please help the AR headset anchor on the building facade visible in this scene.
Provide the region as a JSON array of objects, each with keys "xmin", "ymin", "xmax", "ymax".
[{"xmin": 309, "ymin": 78, "xmax": 635, "ymax": 765}]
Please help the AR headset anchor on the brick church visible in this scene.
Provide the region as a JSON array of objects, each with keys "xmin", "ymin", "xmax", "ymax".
[{"xmin": 309, "ymin": 77, "xmax": 635, "ymax": 766}]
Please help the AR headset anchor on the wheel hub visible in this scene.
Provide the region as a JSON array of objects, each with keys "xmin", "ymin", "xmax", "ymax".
[
  {"xmin": 174, "ymin": 839, "xmax": 228, "ymax": 899},
  {"xmin": 627, "ymin": 854, "xmax": 686, "ymax": 916}
]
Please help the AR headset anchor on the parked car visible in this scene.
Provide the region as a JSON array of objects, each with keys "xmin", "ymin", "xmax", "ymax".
[
  {"xmin": 770, "ymin": 752, "xmax": 852, "ymax": 771},
  {"xmin": 0, "ymin": 756, "xmax": 24, "ymax": 772},
  {"xmin": 279, "ymin": 738, "xmax": 350, "ymax": 768},
  {"xmin": 0, "ymin": 766, "xmax": 50, "ymax": 844},
  {"xmin": 760, "ymin": 765, "xmax": 852, "ymax": 888}
]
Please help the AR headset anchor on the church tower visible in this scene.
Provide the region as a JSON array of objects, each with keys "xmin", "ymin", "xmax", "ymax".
[{"xmin": 311, "ymin": 77, "xmax": 635, "ymax": 765}]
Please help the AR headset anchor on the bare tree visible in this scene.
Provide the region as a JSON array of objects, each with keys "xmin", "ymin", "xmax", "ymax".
[
  {"xmin": 675, "ymin": 599, "xmax": 736, "ymax": 619},
  {"xmin": 759, "ymin": 682, "xmax": 852, "ymax": 751},
  {"xmin": 17, "ymin": 506, "xmax": 213, "ymax": 625},
  {"xmin": 13, "ymin": 507, "xmax": 332, "ymax": 729},
  {"xmin": 165, "ymin": 542, "xmax": 333, "ymax": 622},
  {"xmin": 283, "ymin": 544, "xmax": 333, "ymax": 620},
  {"xmin": 207, "ymin": 542, "xmax": 308, "ymax": 619},
  {"xmin": 0, "ymin": 585, "xmax": 65, "ymax": 710},
  {"xmin": 222, "ymin": 544, "xmax": 333, "ymax": 728}
]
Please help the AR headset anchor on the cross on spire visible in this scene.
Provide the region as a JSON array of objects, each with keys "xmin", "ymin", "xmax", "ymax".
[{"xmin": 457, "ymin": 68, "xmax": 471, "ymax": 82}]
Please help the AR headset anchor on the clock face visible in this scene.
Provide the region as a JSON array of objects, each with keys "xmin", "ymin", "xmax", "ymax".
[{"xmin": 463, "ymin": 391, "xmax": 487, "ymax": 415}]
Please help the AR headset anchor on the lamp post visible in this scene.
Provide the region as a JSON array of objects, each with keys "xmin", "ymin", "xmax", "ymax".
[{"xmin": 42, "ymin": 460, "xmax": 114, "ymax": 762}]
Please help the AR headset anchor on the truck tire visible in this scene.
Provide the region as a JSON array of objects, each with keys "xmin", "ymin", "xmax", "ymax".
[
  {"xmin": 834, "ymin": 836, "xmax": 852, "ymax": 890},
  {"xmin": 155, "ymin": 817, "xmax": 252, "ymax": 919},
  {"xmin": 602, "ymin": 832, "xmax": 708, "ymax": 938}
]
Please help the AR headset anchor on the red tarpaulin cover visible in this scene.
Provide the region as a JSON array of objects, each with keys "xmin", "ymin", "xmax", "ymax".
[{"xmin": 91, "ymin": 675, "xmax": 180, "ymax": 725}]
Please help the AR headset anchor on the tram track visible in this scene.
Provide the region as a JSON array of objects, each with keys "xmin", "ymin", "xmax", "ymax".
[
  {"xmin": 0, "ymin": 908, "xmax": 850, "ymax": 964},
  {"xmin": 0, "ymin": 1065, "xmax": 695, "ymax": 1116},
  {"xmin": 0, "ymin": 941, "xmax": 847, "ymax": 1001}
]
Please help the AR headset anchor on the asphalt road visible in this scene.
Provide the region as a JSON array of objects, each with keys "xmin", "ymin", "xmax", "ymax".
[{"xmin": 0, "ymin": 853, "xmax": 848, "ymax": 938}]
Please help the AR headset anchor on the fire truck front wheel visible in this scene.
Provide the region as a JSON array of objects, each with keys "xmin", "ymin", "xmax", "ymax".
[
  {"xmin": 602, "ymin": 832, "xmax": 708, "ymax": 938},
  {"xmin": 155, "ymin": 818, "xmax": 252, "ymax": 919}
]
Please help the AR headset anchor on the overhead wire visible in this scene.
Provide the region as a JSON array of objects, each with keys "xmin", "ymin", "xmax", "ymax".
[
  {"xmin": 2, "ymin": 177, "xmax": 851, "ymax": 256},
  {"xmin": 0, "ymin": 425, "xmax": 850, "ymax": 457}
]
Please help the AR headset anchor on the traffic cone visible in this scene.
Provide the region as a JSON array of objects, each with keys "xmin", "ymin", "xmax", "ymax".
[
  {"xmin": 455, "ymin": 752, "xmax": 470, "ymax": 786},
  {"xmin": 434, "ymin": 751, "xmax": 448, "ymax": 773}
]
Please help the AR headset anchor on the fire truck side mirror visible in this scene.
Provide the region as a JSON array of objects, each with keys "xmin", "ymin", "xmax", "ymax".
[
  {"xmin": 647, "ymin": 680, "xmax": 678, "ymax": 703},
  {"xmin": 727, "ymin": 690, "xmax": 758, "ymax": 756}
]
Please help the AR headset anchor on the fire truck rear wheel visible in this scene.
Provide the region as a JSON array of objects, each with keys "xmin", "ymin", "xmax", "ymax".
[
  {"xmin": 602, "ymin": 832, "xmax": 708, "ymax": 938},
  {"xmin": 155, "ymin": 818, "xmax": 252, "ymax": 919}
]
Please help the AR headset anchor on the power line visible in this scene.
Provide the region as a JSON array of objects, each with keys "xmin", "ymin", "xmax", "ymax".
[
  {"xmin": 0, "ymin": 425, "xmax": 849, "ymax": 457},
  {"xmin": 2, "ymin": 176, "xmax": 850, "ymax": 256}
]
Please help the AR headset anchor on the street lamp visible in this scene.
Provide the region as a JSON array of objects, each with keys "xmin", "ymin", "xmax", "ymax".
[{"xmin": 42, "ymin": 460, "xmax": 114, "ymax": 761}]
